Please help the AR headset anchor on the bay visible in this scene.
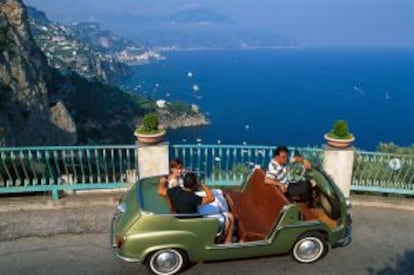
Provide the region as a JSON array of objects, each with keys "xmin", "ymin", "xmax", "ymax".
[{"xmin": 123, "ymin": 48, "xmax": 414, "ymax": 151}]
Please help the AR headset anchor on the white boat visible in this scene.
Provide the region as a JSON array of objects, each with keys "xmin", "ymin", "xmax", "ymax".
[
  {"xmin": 187, "ymin": 71, "xmax": 193, "ymax": 78},
  {"xmin": 192, "ymin": 84, "xmax": 200, "ymax": 92},
  {"xmin": 353, "ymin": 85, "xmax": 364, "ymax": 94}
]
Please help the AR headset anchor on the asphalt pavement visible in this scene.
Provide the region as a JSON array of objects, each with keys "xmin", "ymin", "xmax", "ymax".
[
  {"xmin": 0, "ymin": 189, "xmax": 413, "ymax": 242},
  {"xmin": 1, "ymin": 190, "xmax": 414, "ymax": 275}
]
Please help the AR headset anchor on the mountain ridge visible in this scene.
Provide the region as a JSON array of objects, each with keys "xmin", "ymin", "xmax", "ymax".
[{"xmin": 93, "ymin": 7, "xmax": 298, "ymax": 50}]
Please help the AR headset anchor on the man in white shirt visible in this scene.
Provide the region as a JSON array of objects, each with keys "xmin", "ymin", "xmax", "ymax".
[{"xmin": 265, "ymin": 145, "xmax": 312, "ymax": 204}]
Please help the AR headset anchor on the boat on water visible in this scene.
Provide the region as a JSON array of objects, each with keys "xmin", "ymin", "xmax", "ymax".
[
  {"xmin": 192, "ymin": 84, "xmax": 200, "ymax": 92},
  {"xmin": 187, "ymin": 71, "xmax": 193, "ymax": 78},
  {"xmin": 353, "ymin": 85, "xmax": 364, "ymax": 94}
]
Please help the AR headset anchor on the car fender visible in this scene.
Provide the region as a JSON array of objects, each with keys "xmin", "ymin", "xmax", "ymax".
[{"xmin": 133, "ymin": 230, "xmax": 205, "ymax": 262}]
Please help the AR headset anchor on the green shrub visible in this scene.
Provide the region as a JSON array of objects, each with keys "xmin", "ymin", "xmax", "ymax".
[
  {"xmin": 328, "ymin": 120, "xmax": 353, "ymax": 139},
  {"xmin": 137, "ymin": 113, "xmax": 162, "ymax": 134}
]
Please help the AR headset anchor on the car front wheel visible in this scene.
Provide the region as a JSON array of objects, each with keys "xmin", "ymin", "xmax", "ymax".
[
  {"xmin": 291, "ymin": 232, "xmax": 328, "ymax": 263},
  {"xmin": 146, "ymin": 248, "xmax": 186, "ymax": 275}
]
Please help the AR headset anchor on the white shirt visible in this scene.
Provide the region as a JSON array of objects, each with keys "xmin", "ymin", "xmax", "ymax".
[
  {"xmin": 168, "ymin": 177, "xmax": 184, "ymax": 188},
  {"xmin": 266, "ymin": 159, "xmax": 288, "ymax": 185}
]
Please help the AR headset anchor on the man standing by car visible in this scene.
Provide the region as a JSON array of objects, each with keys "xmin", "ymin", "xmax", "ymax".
[{"xmin": 264, "ymin": 145, "xmax": 313, "ymax": 204}]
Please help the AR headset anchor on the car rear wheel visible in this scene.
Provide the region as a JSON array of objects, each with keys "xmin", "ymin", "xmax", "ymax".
[
  {"xmin": 146, "ymin": 248, "xmax": 186, "ymax": 275},
  {"xmin": 291, "ymin": 232, "xmax": 328, "ymax": 263}
]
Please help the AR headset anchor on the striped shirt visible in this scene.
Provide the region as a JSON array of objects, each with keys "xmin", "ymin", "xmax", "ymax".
[{"xmin": 266, "ymin": 159, "xmax": 288, "ymax": 185}]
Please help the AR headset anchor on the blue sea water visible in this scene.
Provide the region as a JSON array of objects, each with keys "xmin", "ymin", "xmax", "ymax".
[{"xmin": 123, "ymin": 48, "xmax": 414, "ymax": 151}]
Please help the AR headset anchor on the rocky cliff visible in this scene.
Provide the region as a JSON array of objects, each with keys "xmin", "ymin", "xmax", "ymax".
[
  {"xmin": 0, "ymin": 0, "xmax": 76, "ymax": 146},
  {"xmin": 0, "ymin": 0, "xmax": 208, "ymax": 147},
  {"xmin": 26, "ymin": 10, "xmax": 133, "ymax": 85}
]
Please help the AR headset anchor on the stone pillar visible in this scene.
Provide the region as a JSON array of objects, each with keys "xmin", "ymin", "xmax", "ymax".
[
  {"xmin": 137, "ymin": 142, "xmax": 169, "ymax": 179},
  {"xmin": 322, "ymin": 146, "xmax": 355, "ymax": 198}
]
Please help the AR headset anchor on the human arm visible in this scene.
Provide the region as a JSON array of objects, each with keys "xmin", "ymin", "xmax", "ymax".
[
  {"xmin": 264, "ymin": 176, "xmax": 288, "ymax": 193},
  {"xmin": 200, "ymin": 183, "xmax": 215, "ymax": 204},
  {"xmin": 157, "ymin": 176, "xmax": 168, "ymax": 197},
  {"xmin": 292, "ymin": 156, "xmax": 311, "ymax": 170},
  {"xmin": 264, "ymin": 161, "xmax": 288, "ymax": 193}
]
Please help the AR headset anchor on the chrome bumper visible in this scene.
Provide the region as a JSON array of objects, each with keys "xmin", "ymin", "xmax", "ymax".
[
  {"xmin": 110, "ymin": 211, "xmax": 121, "ymax": 249},
  {"xmin": 110, "ymin": 212, "xmax": 140, "ymax": 263},
  {"xmin": 336, "ymin": 213, "xmax": 352, "ymax": 247}
]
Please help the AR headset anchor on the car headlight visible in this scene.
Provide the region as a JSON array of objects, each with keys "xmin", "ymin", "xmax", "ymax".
[{"xmin": 345, "ymin": 198, "xmax": 352, "ymax": 209}]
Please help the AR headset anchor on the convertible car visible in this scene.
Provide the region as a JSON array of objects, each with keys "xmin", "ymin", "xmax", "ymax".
[{"xmin": 111, "ymin": 165, "xmax": 352, "ymax": 275}]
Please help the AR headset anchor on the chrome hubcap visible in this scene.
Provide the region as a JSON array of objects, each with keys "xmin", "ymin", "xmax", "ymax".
[
  {"xmin": 150, "ymin": 250, "xmax": 183, "ymax": 275},
  {"xmin": 294, "ymin": 237, "xmax": 323, "ymax": 263}
]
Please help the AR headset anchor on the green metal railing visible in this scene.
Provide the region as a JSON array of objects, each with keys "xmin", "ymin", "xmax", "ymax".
[
  {"xmin": 171, "ymin": 145, "xmax": 414, "ymax": 195},
  {"xmin": 1, "ymin": 144, "xmax": 413, "ymax": 199},
  {"xmin": 170, "ymin": 145, "xmax": 324, "ymax": 186},
  {"xmin": 0, "ymin": 145, "xmax": 138, "ymax": 199},
  {"xmin": 353, "ymin": 150, "xmax": 414, "ymax": 195}
]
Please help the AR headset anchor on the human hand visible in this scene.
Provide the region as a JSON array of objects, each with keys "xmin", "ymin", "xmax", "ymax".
[
  {"xmin": 200, "ymin": 183, "xmax": 209, "ymax": 190},
  {"xmin": 303, "ymin": 159, "xmax": 311, "ymax": 170},
  {"xmin": 278, "ymin": 184, "xmax": 288, "ymax": 193}
]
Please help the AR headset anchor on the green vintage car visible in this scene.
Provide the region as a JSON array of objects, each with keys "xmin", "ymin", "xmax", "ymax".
[{"xmin": 111, "ymin": 166, "xmax": 352, "ymax": 275}]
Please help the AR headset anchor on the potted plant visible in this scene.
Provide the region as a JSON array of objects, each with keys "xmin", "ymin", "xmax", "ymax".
[
  {"xmin": 324, "ymin": 120, "xmax": 355, "ymax": 148},
  {"xmin": 134, "ymin": 112, "xmax": 166, "ymax": 145}
]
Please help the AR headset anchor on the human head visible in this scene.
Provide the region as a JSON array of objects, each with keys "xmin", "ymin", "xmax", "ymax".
[
  {"xmin": 170, "ymin": 158, "xmax": 184, "ymax": 176},
  {"xmin": 274, "ymin": 145, "xmax": 289, "ymax": 165},
  {"xmin": 183, "ymin": 172, "xmax": 199, "ymax": 191}
]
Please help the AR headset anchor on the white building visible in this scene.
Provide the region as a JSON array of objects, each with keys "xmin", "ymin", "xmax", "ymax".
[{"xmin": 156, "ymin": 100, "xmax": 167, "ymax": 108}]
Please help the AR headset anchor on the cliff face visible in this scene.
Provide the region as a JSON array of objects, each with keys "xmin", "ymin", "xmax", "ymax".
[
  {"xmin": 0, "ymin": 0, "xmax": 76, "ymax": 146},
  {"xmin": 0, "ymin": 0, "xmax": 208, "ymax": 147},
  {"xmin": 27, "ymin": 8, "xmax": 133, "ymax": 85}
]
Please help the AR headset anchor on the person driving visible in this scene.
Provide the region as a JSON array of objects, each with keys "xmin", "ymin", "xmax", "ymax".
[{"xmin": 264, "ymin": 145, "xmax": 313, "ymax": 205}]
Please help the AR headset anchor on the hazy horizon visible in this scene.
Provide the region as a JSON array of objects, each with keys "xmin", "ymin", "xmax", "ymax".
[{"xmin": 23, "ymin": 0, "xmax": 414, "ymax": 47}]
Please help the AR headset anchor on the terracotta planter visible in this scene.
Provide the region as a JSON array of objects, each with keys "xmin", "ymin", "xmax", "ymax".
[
  {"xmin": 324, "ymin": 134, "xmax": 355, "ymax": 149},
  {"xmin": 134, "ymin": 129, "xmax": 166, "ymax": 145}
]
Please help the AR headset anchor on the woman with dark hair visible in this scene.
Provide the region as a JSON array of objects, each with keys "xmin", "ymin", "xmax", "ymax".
[{"xmin": 157, "ymin": 158, "xmax": 184, "ymax": 195}]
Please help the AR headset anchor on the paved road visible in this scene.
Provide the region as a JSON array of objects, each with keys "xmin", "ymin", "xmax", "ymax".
[{"xmin": 1, "ymin": 196, "xmax": 414, "ymax": 275}]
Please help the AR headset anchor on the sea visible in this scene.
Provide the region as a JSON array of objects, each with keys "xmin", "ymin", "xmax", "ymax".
[{"xmin": 122, "ymin": 48, "xmax": 414, "ymax": 151}]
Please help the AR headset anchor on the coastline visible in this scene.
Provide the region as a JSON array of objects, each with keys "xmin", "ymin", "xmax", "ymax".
[{"xmin": 159, "ymin": 112, "xmax": 209, "ymax": 129}]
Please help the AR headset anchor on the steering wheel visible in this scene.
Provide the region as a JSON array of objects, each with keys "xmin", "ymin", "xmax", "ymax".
[{"xmin": 287, "ymin": 162, "xmax": 306, "ymax": 183}]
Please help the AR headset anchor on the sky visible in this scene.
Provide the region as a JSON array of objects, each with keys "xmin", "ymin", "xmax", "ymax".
[{"xmin": 23, "ymin": 0, "xmax": 414, "ymax": 47}]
